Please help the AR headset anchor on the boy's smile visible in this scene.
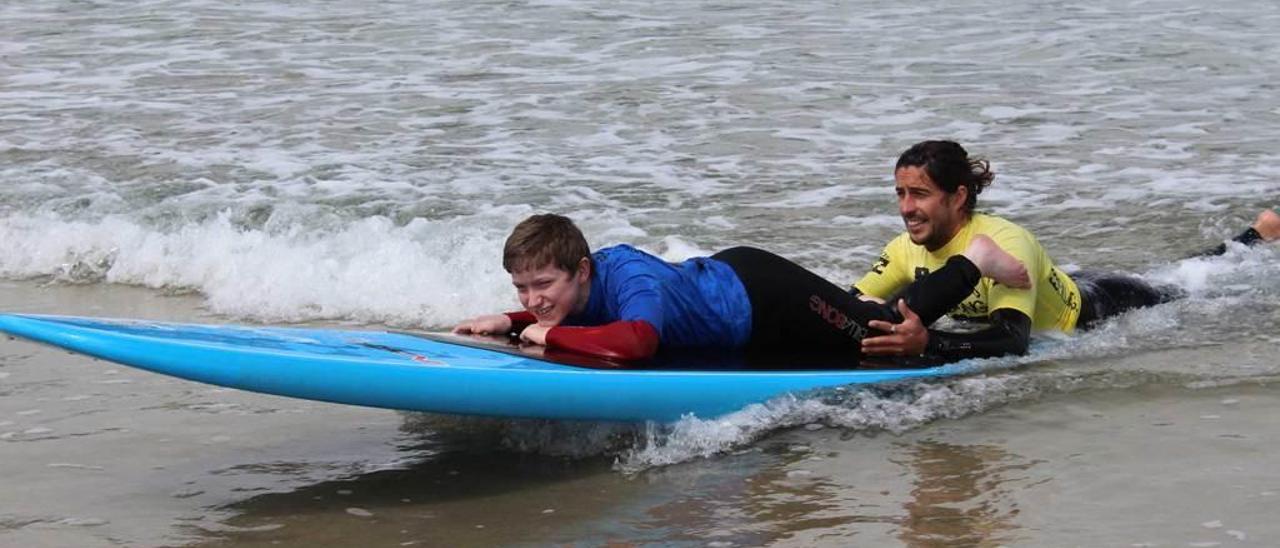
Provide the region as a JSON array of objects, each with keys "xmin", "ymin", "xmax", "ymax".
[{"xmin": 510, "ymin": 258, "xmax": 591, "ymax": 327}]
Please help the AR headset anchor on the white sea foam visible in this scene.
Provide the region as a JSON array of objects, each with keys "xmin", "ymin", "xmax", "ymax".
[
  {"xmin": 2, "ymin": 1, "xmax": 1277, "ymax": 254},
  {"xmin": 654, "ymin": 235, "xmax": 712, "ymax": 262},
  {"xmin": 1147, "ymin": 245, "xmax": 1280, "ymax": 299},
  {"xmin": 428, "ymin": 346, "xmax": 1239, "ymax": 472},
  {"xmin": 0, "ymin": 207, "xmax": 749, "ymax": 326},
  {"xmin": 0, "ymin": 212, "xmax": 519, "ymax": 327}
]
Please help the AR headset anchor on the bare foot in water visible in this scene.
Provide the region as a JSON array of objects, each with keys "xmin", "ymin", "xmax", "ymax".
[
  {"xmin": 1253, "ymin": 209, "xmax": 1280, "ymax": 242},
  {"xmin": 963, "ymin": 235, "xmax": 1031, "ymax": 289}
]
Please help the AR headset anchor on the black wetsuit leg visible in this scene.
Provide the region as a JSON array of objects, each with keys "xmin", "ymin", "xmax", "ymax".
[
  {"xmin": 711, "ymin": 247, "xmax": 980, "ymax": 353},
  {"xmin": 1073, "ymin": 271, "xmax": 1182, "ymax": 329},
  {"xmin": 1199, "ymin": 227, "xmax": 1264, "ymax": 257},
  {"xmin": 1076, "ymin": 226, "xmax": 1266, "ymax": 329}
]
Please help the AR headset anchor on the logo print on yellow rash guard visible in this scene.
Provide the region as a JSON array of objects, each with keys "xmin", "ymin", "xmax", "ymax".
[
  {"xmin": 809, "ymin": 294, "xmax": 869, "ymax": 341},
  {"xmin": 870, "ymin": 255, "xmax": 890, "ymax": 275}
]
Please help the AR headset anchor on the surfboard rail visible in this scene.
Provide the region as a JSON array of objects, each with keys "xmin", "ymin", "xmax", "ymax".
[{"xmin": 0, "ymin": 314, "xmax": 971, "ymax": 421}]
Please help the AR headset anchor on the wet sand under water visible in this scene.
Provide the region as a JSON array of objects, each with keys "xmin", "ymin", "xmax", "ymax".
[{"xmin": 1, "ymin": 280, "xmax": 1277, "ymax": 547}]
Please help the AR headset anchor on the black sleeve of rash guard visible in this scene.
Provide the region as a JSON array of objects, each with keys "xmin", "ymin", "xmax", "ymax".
[{"xmin": 924, "ymin": 308, "xmax": 1032, "ymax": 360}]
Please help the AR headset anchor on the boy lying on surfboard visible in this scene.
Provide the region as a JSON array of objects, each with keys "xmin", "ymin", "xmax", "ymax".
[{"xmin": 452, "ymin": 214, "xmax": 1030, "ymax": 364}]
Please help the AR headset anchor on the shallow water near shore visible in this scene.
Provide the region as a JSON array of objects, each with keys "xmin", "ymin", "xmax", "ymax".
[
  {"xmin": 3, "ymin": 281, "xmax": 1279, "ymax": 547},
  {"xmin": 4, "ymin": 0, "xmax": 1280, "ymax": 545}
]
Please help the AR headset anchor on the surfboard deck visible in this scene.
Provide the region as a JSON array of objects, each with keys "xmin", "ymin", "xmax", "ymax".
[{"xmin": 0, "ymin": 314, "xmax": 974, "ymax": 422}]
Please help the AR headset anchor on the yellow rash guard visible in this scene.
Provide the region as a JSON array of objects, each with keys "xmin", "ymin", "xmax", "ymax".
[{"xmin": 853, "ymin": 213, "xmax": 1082, "ymax": 332}]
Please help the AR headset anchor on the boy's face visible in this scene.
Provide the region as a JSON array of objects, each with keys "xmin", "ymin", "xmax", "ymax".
[{"xmin": 510, "ymin": 258, "xmax": 591, "ymax": 327}]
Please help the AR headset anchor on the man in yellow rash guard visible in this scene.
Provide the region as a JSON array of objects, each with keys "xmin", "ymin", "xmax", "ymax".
[
  {"xmin": 852, "ymin": 140, "xmax": 1280, "ymax": 361},
  {"xmin": 856, "ymin": 213, "xmax": 1081, "ymax": 331}
]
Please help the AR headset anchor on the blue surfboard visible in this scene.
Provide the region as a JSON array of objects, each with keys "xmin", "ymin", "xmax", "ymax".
[{"xmin": 0, "ymin": 314, "xmax": 974, "ymax": 422}]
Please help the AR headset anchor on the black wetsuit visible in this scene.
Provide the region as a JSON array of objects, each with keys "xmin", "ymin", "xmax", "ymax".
[
  {"xmin": 1075, "ymin": 227, "xmax": 1264, "ymax": 329},
  {"xmin": 711, "ymin": 247, "xmax": 981, "ymax": 360}
]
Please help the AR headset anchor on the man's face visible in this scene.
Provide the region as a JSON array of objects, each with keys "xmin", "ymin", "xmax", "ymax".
[
  {"xmin": 895, "ymin": 166, "xmax": 968, "ymax": 251},
  {"xmin": 510, "ymin": 259, "xmax": 590, "ymax": 327}
]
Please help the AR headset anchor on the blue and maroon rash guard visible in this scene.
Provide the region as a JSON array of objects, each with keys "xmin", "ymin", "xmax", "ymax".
[
  {"xmin": 509, "ymin": 245, "xmax": 753, "ymax": 361},
  {"xmin": 567, "ymin": 245, "xmax": 752, "ymax": 347}
]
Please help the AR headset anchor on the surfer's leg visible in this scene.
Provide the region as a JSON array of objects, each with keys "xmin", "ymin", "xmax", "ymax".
[
  {"xmin": 713, "ymin": 246, "xmax": 887, "ymax": 352},
  {"xmin": 1073, "ymin": 270, "xmax": 1181, "ymax": 329},
  {"xmin": 1196, "ymin": 209, "xmax": 1280, "ymax": 257},
  {"xmin": 1081, "ymin": 209, "xmax": 1277, "ymax": 327},
  {"xmin": 852, "ymin": 235, "xmax": 1026, "ymax": 327},
  {"xmin": 711, "ymin": 247, "xmax": 982, "ymax": 351},
  {"xmin": 888, "ymin": 255, "xmax": 984, "ymax": 324},
  {"xmin": 890, "ymin": 235, "xmax": 1030, "ymax": 324}
]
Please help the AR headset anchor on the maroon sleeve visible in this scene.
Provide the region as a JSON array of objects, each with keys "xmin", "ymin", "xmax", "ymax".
[
  {"xmin": 504, "ymin": 311, "xmax": 536, "ymax": 329},
  {"xmin": 544, "ymin": 320, "xmax": 660, "ymax": 362}
]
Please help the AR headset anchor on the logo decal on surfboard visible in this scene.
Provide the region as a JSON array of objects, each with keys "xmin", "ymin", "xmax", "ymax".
[{"xmin": 352, "ymin": 341, "xmax": 447, "ymax": 365}]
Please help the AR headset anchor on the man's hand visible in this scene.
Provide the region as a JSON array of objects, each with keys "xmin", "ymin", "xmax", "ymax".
[
  {"xmin": 862, "ymin": 300, "xmax": 928, "ymax": 357},
  {"xmin": 519, "ymin": 323, "xmax": 551, "ymax": 346},
  {"xmin": 451, "ymin": 314, "xmax": 512, "ymax": 335}
]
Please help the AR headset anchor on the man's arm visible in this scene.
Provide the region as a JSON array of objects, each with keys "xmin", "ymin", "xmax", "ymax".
[
  {"xmin": 924, "ymin": 308, "xmax": 1031, "ymax": 360},
  {"xmin": 862, "ymin": 302, "xmax": 1031, "ymax": 359}
]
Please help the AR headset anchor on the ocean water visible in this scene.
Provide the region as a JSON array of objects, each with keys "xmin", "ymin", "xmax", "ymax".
[{"xmin": 3, "ymin": 0, "xmax": 1280, "ymax": 546}]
